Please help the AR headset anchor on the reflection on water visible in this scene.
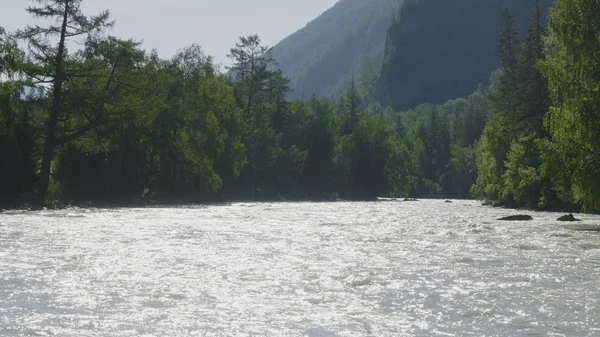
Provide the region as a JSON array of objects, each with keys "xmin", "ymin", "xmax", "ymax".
[{"xmin": 1, "ymin": 200, "xmax": 600, "ymax": 336}]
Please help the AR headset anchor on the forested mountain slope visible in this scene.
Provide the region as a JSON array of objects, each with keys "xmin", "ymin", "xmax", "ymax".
[
  {"xmin": 271, "ymin": 0, "xmax": 400, "ymax": 100},
  {"xmin": 377, "ymin": 0, "xmax": 552, "ymax": 111}
]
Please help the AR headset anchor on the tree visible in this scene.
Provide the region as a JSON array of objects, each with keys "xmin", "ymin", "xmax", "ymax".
[
  {"xmin": 343, "ymin": 74, "xmax": 361, "ymax": 135},
  {"xmin": 492, "ymin": 10, "xmax": 522, "ymax": 118},
  {"xmin": 1, "ymin": 26, "xmax": 38, "ymax": 204},
  {"xmin": 501, "ymin": 134, "xmax": 542, "ymax": 207},
  {"xmin": 1, "ymin": 27, "xmax": 23, "ymax": 79},
  {"xmin": 539, "ymin": 0, "xmax": 600, "ymax": 212},
  {"xmin": 517, "ymin": 0, "xmax": 549, "ymax": 134},
  {"xmin": 227, "ymin": 35, "xmax": 300, "ymax": 198},
  {"xmin": 297, "ymin": 96, "xmax": 337, "ymax": 197},
  {"xmin": 471, "ymin": 113, "xmax": 513, "ymax": 202},
  {"xmin": 227, "ymin": 35, "xmax": 273, "ymax": 118},
  {"xmin": 15, "ymin": 0, "xmax": 113, "ymax": 202}
]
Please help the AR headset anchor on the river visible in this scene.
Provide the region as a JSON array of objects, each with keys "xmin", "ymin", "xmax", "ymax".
[{"xmin": 1, "ymin": 200, "xmax": 599, "ymax": 336}]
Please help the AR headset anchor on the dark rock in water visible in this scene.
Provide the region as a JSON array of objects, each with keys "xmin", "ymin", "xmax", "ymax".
[
  {"xmin": 557, "ymin": 213, "xmax": 580, "ymax": 222},
  {"xmin": 404, "ymin": 198, "xmax": 418, "ymax": 201},
  {"xmin": 444, "ymin": 200, "xmax": 452, "ymax": 203},
  {"xmin": 497, "ymin": 215, "xmax": 533, "ymax": 221}
]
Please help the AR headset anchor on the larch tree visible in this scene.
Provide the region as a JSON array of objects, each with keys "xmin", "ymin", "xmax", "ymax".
[
  {"xmin": 227, "ymin": 35, "xmax": 273, "ymax": 120},
  {"xmin": 15, "ymin": 0, "xmax": 113, "ymax": 202}
]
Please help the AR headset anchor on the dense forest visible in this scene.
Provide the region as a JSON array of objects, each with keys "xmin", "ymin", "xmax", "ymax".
[
  {"xmin": 1, "ymin": 0, "xmax": 600, "ymax": 213},
  {"xmin": 0, "ymin": 0, "xmax": 415, "ymax": 206}
]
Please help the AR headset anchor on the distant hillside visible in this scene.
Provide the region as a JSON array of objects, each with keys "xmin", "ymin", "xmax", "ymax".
[
  {"xmin": 271, "ymin": 0, "xmax": 401, "ymax": 100},
  {"xmin": 377, "ymin": 0, "xmax": 553, "ymax": 111}
]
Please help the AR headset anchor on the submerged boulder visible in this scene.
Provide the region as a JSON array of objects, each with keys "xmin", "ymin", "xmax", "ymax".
[
  {"xmin": 497, "ymin": 215, "xmax": 533, "ymax": 221},
  {"xmin": 444, "ymin": 200, "xmax": 452, "ymax": 203},
  {"xmin": 557, "ymin": 213, "xmax": 580, "ymax": 222}
]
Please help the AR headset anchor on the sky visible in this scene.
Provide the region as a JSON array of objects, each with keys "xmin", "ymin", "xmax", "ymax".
[{"xmin": 1, "ymin": 0, "xmax": 339, "ymax": 68}]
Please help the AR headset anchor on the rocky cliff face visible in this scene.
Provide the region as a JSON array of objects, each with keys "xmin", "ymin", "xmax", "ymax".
[
  {"xmin": 376, "ymin": 0, "xmax": 553, "ymax": 111},
  {"xmin": 271, "ymin": 0, "xmax": 401, "ymax": 99}
]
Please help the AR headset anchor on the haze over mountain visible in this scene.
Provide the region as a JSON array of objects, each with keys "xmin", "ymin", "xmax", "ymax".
[
  {"xmin": 272, "ymin": 0, "xmax": 552, "ymax": 109},
  {"xmin": 271, "ymin": 0, "xmax": 401, "ymax": 100},
  {"xmin": 376, "ymin": 0, "xmax": 553, "ymax": 111}
]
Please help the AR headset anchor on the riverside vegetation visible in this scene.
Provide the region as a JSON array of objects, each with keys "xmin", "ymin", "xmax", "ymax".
[{"xmin": 1, "ymin": 0, "xmax": 599, "ymax": 213}]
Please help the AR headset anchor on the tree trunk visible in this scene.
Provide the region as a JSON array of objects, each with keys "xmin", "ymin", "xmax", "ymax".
[{"xmin": 36, "ymin": 0, "xmax": 70, "ymax": 203}]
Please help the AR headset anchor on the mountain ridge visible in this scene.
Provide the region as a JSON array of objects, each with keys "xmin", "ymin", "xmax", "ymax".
[
  {"xmin": 271, "ymin": 0, "xmax": 401, "ymax": 99},
  {"xmin": 377, "ymin": 0, "xmax": 553, "ymax": 111}
]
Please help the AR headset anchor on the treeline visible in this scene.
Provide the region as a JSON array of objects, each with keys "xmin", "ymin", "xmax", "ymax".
[
  {"xmin": 369, "ymin": 0, "xmax": 600, "ymax": 213},
  {"xmin": 0, "ymin": 0, "xmax": 416, "ymax": 206},
  {"xmin": 471, "ymin": 1, "xmax": 553, "ymax": 209},
  {"xmin": 409, "ymin": 0, "xmax": 600, "ymax": 213},
  {"xmin": 2, "ymin": 0, "xmax": 599, "ymax": 213},
  {"xmin": 389, "ymin": 86, "xmax": 487, "ymax": 199},
  {"xmin": 392, "ymin": 1, "xmax": 551, "ymax": 206}
]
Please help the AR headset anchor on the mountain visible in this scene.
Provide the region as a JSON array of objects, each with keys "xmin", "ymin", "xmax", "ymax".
[
  {"xmin": 271, "ymin": 0, "xmax": 401, "ymax": 100},
  {"xmin": 376, "ymin": 0, "xmax": 553, "ymax": 111}
]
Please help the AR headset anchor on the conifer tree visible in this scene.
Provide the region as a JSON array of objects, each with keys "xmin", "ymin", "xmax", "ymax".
[
  {"xmin": 15, "ymin": 0, "xmax": 113, "ymax": 202},
  {"xmin": 516, "ymin": 0, "xmax": 549, "ymax": 134},
  {"xmin": 495, "ymin": 10, "xmax": 521, "ymax": 117},
  {"xmin": 344, "ymin": 74, "xmax": 361, "ymax": 135}
]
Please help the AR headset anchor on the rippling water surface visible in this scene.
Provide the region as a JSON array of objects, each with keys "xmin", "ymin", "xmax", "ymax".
[{"xmin": 1, "ymin": 200, "xmax": 600, "ymax": 336}]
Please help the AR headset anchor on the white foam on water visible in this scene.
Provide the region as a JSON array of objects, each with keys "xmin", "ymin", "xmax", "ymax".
[{"xmin": 1, "ymin": 200, "xmax": 599, "ymax": 336}]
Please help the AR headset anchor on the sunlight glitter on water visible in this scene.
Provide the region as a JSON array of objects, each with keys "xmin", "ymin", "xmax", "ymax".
[{"xmin": 1, "ymin": 200, "xmax": 600, "ymax": 336}]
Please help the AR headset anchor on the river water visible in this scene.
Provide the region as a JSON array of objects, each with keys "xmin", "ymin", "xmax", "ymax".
[{"xmin": 1, "ymin": 200, "xmax": 600, "ymax": 336}]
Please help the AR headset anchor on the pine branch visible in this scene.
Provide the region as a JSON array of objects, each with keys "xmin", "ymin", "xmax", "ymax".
[
  {"xmin": 26, "ymin": 4, "xmax": 62, "ymax": 18},
  {"xmin": 55, "ymin": 61, "xmax": 118, "ymax": 146}
]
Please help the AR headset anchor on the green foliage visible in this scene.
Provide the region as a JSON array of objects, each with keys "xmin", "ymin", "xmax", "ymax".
[
  {"xmin": 55, "ymin": 44, "xmax": 247, "ymax": 202},
  {"xmin": 0, "ymin": 84, "xmax": 39, "ymax": 204},
  {"xmin": 0, "ymin": 28, "xmax": 37, "ymax": 204},
  {"xmin": 14, "ymin": 0, "xmax": 115, "ymax": 201},
  {"xmin": 385, "ymin": 136, "xmax": 418, "ymax": 197},
  {"xmin": 375, "ymin": 81, "xmax": 486, "ymax": 200},
  {"xmin": 538, "ymin": 0, "xmax": 600, "ymax": 212},
  {"xmin": 3, "ymin": 0, "xmax": 597, "ymax": 212},
  {"xmin": 471, "ymin": 114, "xmax": 513, "ymax": 202},
  {"xmin": 227, "ymin": 35, "xmax": 297, "ymax": 198},
  {"xmin": 501, "ymin": 134, "xmax": 542, "ymax": 207},
  {"xmin": 334, "ymin": 134, "xmax": 358, "ymax": 197},
  {"xmin": 444, "ymin": 146, "xmax": 477, "ymax": 199},
  {"xmin": 471, "ymin": 1, "xmax": 557, "ymax": 210},
  {"xmin": 451, "ymin": 86, "xmax": 487, "ymax": 147}
]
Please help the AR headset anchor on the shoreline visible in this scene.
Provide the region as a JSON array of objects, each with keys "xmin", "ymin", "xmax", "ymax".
[{"xmin": 1, "ymin": 196, "xmax": 589, "ymax": 215}]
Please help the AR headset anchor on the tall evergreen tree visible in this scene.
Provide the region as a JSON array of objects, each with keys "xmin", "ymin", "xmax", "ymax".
[
  {"xmin": 518, "ymin": 0, "xmax": 549, "ymax": 134},
  {"xmin": 15, "ymin": 0, "xmax": 113, "ymax": 202},
  {"xmin": 227, "ymin": 35, "xmax": 303, "ymax": 198},
  {"xmin": 495, "ymin": 10, "xmax": 522, "ymax": 117},
  {"xmin": 344, "ymin": 74, "xmax": 360, "ymax": 135}
]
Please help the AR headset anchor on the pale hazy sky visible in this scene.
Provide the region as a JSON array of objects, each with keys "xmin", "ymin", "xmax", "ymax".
[{"xmin": 1, "ymin": 0, "xmax": 339, "ymax": 67}]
